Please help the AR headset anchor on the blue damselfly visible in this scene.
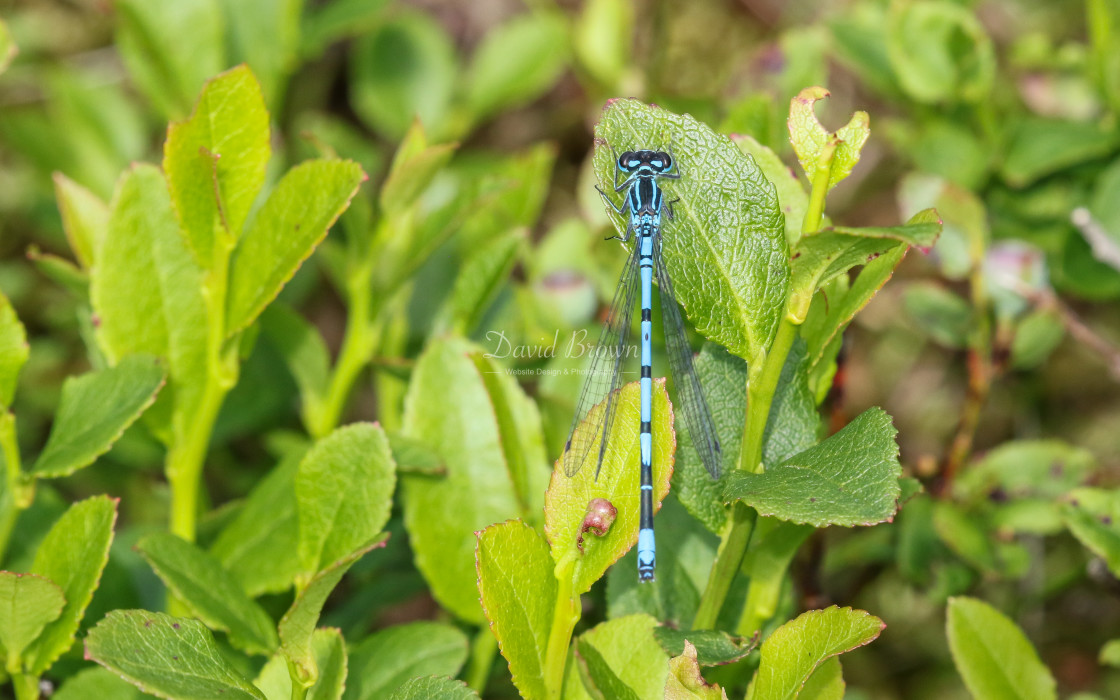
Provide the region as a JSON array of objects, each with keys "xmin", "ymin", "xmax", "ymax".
[{"xmin": 562, "ymin": 148, "xmax": 722, "ymax": 582}]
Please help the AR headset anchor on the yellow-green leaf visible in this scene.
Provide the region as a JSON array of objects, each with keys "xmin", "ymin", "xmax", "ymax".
[{"xmin": 788, "ymin": 87, "xmax": 869, "ymax": 191}]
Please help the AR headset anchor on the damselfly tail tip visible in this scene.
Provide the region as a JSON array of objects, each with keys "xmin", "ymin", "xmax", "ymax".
[{"xmin": 638, "ymin": 568, "xmax": 655, "ymax": 583}]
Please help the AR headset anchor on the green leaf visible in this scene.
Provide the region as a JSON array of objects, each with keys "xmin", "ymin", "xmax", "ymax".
[
  {"xmin": 85, "ymin": 610, "xmax": 266, "ymax": 700},
  {"xmin": 346, "ymin": 621, "xmax": 469, "ymax": 700},
  {"xmin": 53, "ymin": 172, "xmax": 109, "ymax": 269},
  {"xmin": 440, "ymin": 228, "xmax": 524, "ymax": 334},
  {"xmin": 475, "ymin": 520, "xmax": 555, "ymax": 700},
  {"xmin": 297, "ymin": 423, "xmax": 396, "ymax": 575},
  {"xmin": 575, "ymin": 639, "xmax": 642, "ymax": 700},
  {"xmin": 933, "ymin": 501, "xmax": 1001, "ymax": 573},
  {"xmin": 0, "ymin": 292, "xmax": 29, "ymax": 409},
  {"xmin": 226, "ymin": 159, "xmax": 364, "ymax": 336},
  {"xmin": 1009, "ymin": 310, "xmax": 1064, "ymax": 370},
  {"xmin": 137, "ymin": 532, "xmax": 278, "ymax": 656},
  {"xmin": 947, "ymin": 596, "xmax": 1057, "ymax": 700},
  {"xmin": 957, "ymin": 440, "xmax": 1095, "ymax": 502},
  {"xmin": 0, "ymin": 572, "xmax": 65, "ymax": 671},
  {"xmin": 380, "ymin": 121, "xmax": 458, "ymax": 218},
  {"xmin": 732, "ymin": 134, "xmax": 809, "ymax": 248},
  {"xmin": 886, "ymin": 1, "xmax": 995, "ymax": 104},
  {"xmin": 653, "ymin": 628, "xmax": 756, "ymax": 667},
  {"xmin": 594, "ymin": 98, "xmax": 788, "ymax": 364},
  {"xmin": 25, "ymin": 495, "xmax": 116, "ymax": 674},
  {"xmin": 0, "ymin": 19, "xmax": 15, "ymax": 74},
  {"xmin": 217, "ymin": 0, "xmax": 302, "ymax": 104},
  {"xmin": 664, "ymin": 641, "xmax": 729, "ymax": 700},
  {"xmin": 737, "ymin": 519, "xmax": 814, "ymax": 636},
  {"xmin": 1100, "ymin": 638, "xmax": 1120, "ymax": 668},
  {"xmin": 788, "ymin": 213, "xmax": 940, "ymax": 321},
  {"xmin": 260, "ymin": 305, "xmax": 331, "ymax": 414},
  {"xmin": 53, "ymin": 667, "xmax": 150, "ymax": 700},
  {"xmin": 115, "ymin": 0, "xmax": 225, "ymax": 119},
  {"xmin": 387, "ymin": 676, "xmax": 479, "ymax": 700},
  {"xmin": 210, "ymin": 445, "xmax": 306, "ymax": 596},
  {"xmin": 724, "ymin": 407, "xmax": 902, "ymax": 527},
  {"xmin": 572, "ymin": 0, "xmax": 632, "ymax": 87},
  {"xmin": 574, "ymin": 615, "xmax": 669, "ymax": 700},
  {"xmin": 903, "ymin": 282, "xmax": 972, "ymax": 349},
  {"xmin": 1001, "ymin": 118, "xmax": 1118, "ymax": 187},
  {"xmin": 164, "ymin": 65, "xmax": 270, "ymax": 263},
  {"xmin": 91, "ymin": 164, "xmax": 208, "ymax": 436},
  {"xmin": 401, "ymin": 338, "xmax": 543, "ymax": 623},
  {"xmin": 787, "ymin": 87, "xmax": 870, "ymax": 191},
  {"xmin": 280, "ymin": 536, "xmax": 387, "ymax": 684},
  {"xmin": 749, "ymin": 606, "xmax": 883, "ymax": 700},
  {"xmin": 300, "ymin": 0, "xmax": 392, "ymax": 58},
  {"xmin": 799, "ymin": 657, "xmax": 844, "ymax": 700},
  {"xmin": 761, "ymin": 339, "xmax": 819, "ymax": 468},
  {"xmin": 387, "ymin": 434, "xmax": 446, "ymax": 476},
  {"xmin": 256, "ymin": 628, "xmax": 346, "ymax": 700},
  {"xmin": 466, "ymin": 11, "xmax": 568, "ymax": 121},
  {"xmin": 350, "ymin": 11, "xmax": 457, "ymax": 140},
  {"xmin": 1063, "ymin": 488, "xmax": 1120, "ymax": 576},
  {"xmin": 545, "ymin": 380, "xmax": 674, "ymax": 594},
  {"xmin": 30, "ymin": 354, "xmax": 165, "ymax": 478}
]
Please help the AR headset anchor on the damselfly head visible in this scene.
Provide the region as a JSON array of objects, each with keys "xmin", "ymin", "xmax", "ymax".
[{"xmin": 616, "ymin": 149, "xmax": 674, "ymax": 174}]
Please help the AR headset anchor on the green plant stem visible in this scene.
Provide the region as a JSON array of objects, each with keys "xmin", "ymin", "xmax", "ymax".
[
  {"xmin": 0, "ymin": 410, "xmax": 28, "ymax": 563},
  {"xmin": 11, "ymin": 672, "xmax": 39, "ymax": 700},
  {"xmin": 286, "ymin": 658, "xmax": 309, "ymax": 700},
  {"xmin": 465, "ymin": 626, "xmax": 498, "ymax": 693},
  {"xmin": 694, "ymin": 141, "xmax": 835, "ymax": 630},
  {"xmin": 308, "ymin": 263, "xmax": 379, "ymax": 439},
  {"xmin": 693, "ymin": 318, "xmax": 798, "ymax": 630},
  {"xmin": 543, "ymin": 559, "xmax": 580, "ymax": 699}
]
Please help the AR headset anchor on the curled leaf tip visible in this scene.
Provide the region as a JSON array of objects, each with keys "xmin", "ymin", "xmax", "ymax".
[{"xmin": 577, "ymin": 498, "xmax": 617, "ymax": 551}]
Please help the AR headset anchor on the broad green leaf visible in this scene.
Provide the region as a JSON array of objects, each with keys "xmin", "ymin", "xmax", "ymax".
[
  {"xmin": 301, "ymin": 0, "xmax": 392, "ymax": 57},
  {"xmin": 799, "ymin": 657, "xmax": 844, "ymax": 700},
  {"xmin": 27, "ymin": 249, "xmax": 89, "ymax": 299},
  {"xmin": 0, "ymin": 572, "xmax": 65, "ymax": 670},
  {"xmin": 210, "ymin": 445, "xmax": 306, "ymax": 596},
  {"xmin": 886, "ymin": 1, "xmax": 995, "ymax": 104},
  {"xmin": 388, "ymin": 676, "xmax": 479, "ymax": 700},
  {"xmin": 545, "ymin": 380, "xmax": 674, "ymax": 594},
  {"xmin": 164, "ymin": 65, "xmax": 270, "ymax": 263},
  {"xmin": 0, "ymin": 292, "xmax": 28, "ymax": 409},
  {"xmin": 903, "ymin": 282, "xmax": 972, "ymax": 349},
  {"xmin": 732, "ymin": 134, "xmax": 809, "ymax": 248},
  {"xmin": 91, "ymin": 164, "xmax": 208, "ymax": 437},
  {"xmin": 788, "ymin": 212, "xmax": 940, "ymax": 321},
  {"xmin": 115, "ymin": 0, "xmax": 225, "ymax": 119},
  {"xmin": 256, "ymin": 628, "xmax": 346, "ymax": 700},
  {"xmin": 737, "ymin": 519, "xmax": 814, "ymax": 636},
  {"xmin": 606, "ymin": 495, "xmax": 718, "ymax": 628},
  {"xmin": 594, "ymin": 98, "xmax": 788, "ymax": 364},
  {"xmin": 724, "ymin": 407, "xmax": 902, "ymax": 527},
  {"xmin": 350, "ymin": 11, "xmax": 457, "ymax": 140},
  {"xmin": 749, "ymin": 606, "xmax": 883, "ymax": 700},
  {"xmin": 1001, "ymin": 118, "xmax": 1118, "ymax": 187},
  {"xmin": 676, "ymin": 344, "xmax": 745, "ymax": 533},
  {"xmin": 280, "ymin": 536, "xmax": 387, "ymax": 684},
  {"xmin": 297, "ymin": 423, "xmax": 396, "ymax": 575},
  {"xmin": 653, "ymin": 628, "xmax": 756, "ymax": 667},
  {"xmin": 53, "ymin": 172, "xmax": 109, "ymax": 269},
  {"xmin": 957, "ymin": 440, "xmax": 1095, "ymax": 504},
  {"xmin": 25, "ymin": 495, "xmax": 116, "ymax": 674},
  {"xmin": 575, "ymin": 615, "xmax": 669, "ymax": 700},
  {"xmin": 947, "ymin": 597, "xmax": 1057, "ymax": 700},
  {"xmin": 226, "ymin": 159, "xmax": 363, "ymax": 336},
  {"xmin": 933, "ymin": 501, "xmax": 1001, "ymax": 573},
  {"xmin": 260, "ymin": 305, "xmax": 331, "ymax": 414},
  {"xmin": 53, "ymin": 667, "xmax": 150, "ymax": 700},
  {"xmin": 575, "ymin": 639, "xmax": 641, "ymax": 700},
  {"xmin": 345, "ymin": 621, "xmax": 469, "ymax": 700},
  {"xmin": 137, "ymin": 532, "xmax": 278, "ymax": 656},
  {"xmin": 787, "ymin": 87, "xmax": 870, "ymax": 191},
  {"xmin": 30, "ymin": 354, "xmax": 165, "ymax": 478},
  {"xmin": 664, "ymin": 641, "xmax": 729, "ymax": 700},
  {"xmin": 1009, "ymin": 310, "xmax": 1064, "ymax": 370},
  {"xmin": 761, "ymin": 339, "xmax": 819, "ymax": 468},
  {"xmin": 401, "ymin": 337, "xmax": 542, "ymax": 623},
  {"xmin": 1063, "ymin": 488, "xmax": 1120, "ymax": 576},
  {"xmin": 380, "ymin": 121, "xmax": 458, "ymax": 218},
  {"xmin": 85, "ymin": 610, "xmax": 266, "ymax": 700},
  {"xmin": 572, "ymin": 0, "xmax": 632, "ymax": 87},
  {"xmin": 440, "ymin": 228, "xmax": 524, "ymax": 334},
  {"xmin": 466, "ymin": 11, "xmax": 568, "ymax": 121},
  {"xmin": 1100, "ymin": 639, "xmax": 1120, "ymax": 667},
  {"xmin": 217, "ymin": 0, "xmax": 302, "ymax": 104},
  {"xmin": 387, "ymin": 434, "xmax": 446, "ymax": 476},
  {"xmin": 476, "ymin": 520, "xmax": 556, "ymax": 700}
]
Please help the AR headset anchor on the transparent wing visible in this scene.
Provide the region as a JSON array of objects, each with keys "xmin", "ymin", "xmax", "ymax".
[
  {"xmin": 562, "ymin": 242, "xmax": 641, "ymax": 478},
  {"xmin": 654, "ymin": 236, "xmax": 722, "ymax": 479}
]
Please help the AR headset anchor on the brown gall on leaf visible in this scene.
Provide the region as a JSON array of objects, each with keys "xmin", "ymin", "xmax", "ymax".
[{"xmin": 577, "ymin": 498, "xmax": 617, "ymax": 552}]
